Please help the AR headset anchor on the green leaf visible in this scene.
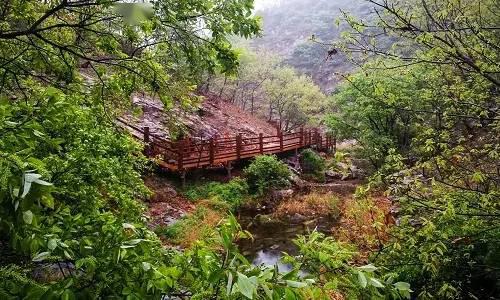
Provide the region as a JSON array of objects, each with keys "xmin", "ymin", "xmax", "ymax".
[
  {"xmin": 122, "ymin": 223, "xmax": 136, "ymax": 230},
  {"xmin": 318, "ymin": 252, "xmax": 329, "ymax": 263},
  {"xmin": 394, "ymin": 281, "xmax": 411, "ymax": 291},
  {"xmin": 23, "ymin": 210, "xmax": 33, "ymax": 224},
  {"xmin": 61, "ymin": 289, "xmax": 75, "ymax": 300},
  {"xmin": 369, "ymin": 278, "xmax": 385, "ymax": 288},
  {"xmin": 41, "ymin": 194, "xmax": 54, "ymax": 209},
  {"xmin": 286, "ymin": 280, "xmax": 307, "ymax": 288},
  {"xmin": 34, "ymin": 178, "xmax": 52, "ymax": 186},
  {"xmin": 226, "ymin": 272, "xmax": 233, "ymax": 297},
  {"xmin": 48, "ymin": 239, "xmax": 58, "ymax": 251},
  {"xmin": 358, "ymin": 264, "xmax": 377, "ymax": 272},
  {"xmin": 357, "ymin": 271, "xmax": 367, "ymax": 288},
  {"xmin": 236, "ymin": 272, "xmax": 256, "ymax": 299},
  {"xmin": 32, "ymin": 251, "xmax": 50, "ymax": 262},
  {"xmin": 142, "ymin": 262, "xmax": 151, "ymax": 271}
]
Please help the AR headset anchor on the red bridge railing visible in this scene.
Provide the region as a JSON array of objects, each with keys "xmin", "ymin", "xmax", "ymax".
[{"xmin": 117, "ymin": 118, "xmax": 336, "ymax": 171}]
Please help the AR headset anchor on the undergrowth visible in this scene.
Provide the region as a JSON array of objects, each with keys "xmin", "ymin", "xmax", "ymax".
[
  {"xmin": 244, "ymin": 155, "xmax": 291, "ymax": 195},
  {"xmin": 274, "ymin": 192, "xmax": 341, "ymax": 219},
  {"xmin": 300, "ymin": 149, "xmax": 326, "ymax": 182},
  {"xmin": 183, "ymin": 177, "xmax": 249, "ymax": 210},
  {"xmin": 155, "ymin": 201, "xmax": 227, "ymax": 247}
]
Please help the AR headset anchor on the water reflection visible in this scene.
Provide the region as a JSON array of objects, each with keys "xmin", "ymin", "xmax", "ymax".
[
  {"xmin": 252, "ymin": 249, "xmax": 293, "ymax": 272},
  {"xmin": 237, "ymin": 208, "xmax": 336, "ymax": 271}
]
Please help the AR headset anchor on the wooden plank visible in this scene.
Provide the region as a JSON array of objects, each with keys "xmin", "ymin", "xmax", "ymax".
[
  {"xmin": 259, "ymin": 133, "xmax": 264, "ymax": 154},
  {"xmin": 143, "ymin": 127, "xmax": 151, "ymax": 156}
]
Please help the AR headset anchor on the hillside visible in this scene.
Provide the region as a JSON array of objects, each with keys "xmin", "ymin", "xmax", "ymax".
[
  {"xmin": 253, "ymin": 0, "xmax": 379, "ymax": 92},
  {"xmin": 121, "ymin": 93, "xmax": 278, "ymax": 140}
]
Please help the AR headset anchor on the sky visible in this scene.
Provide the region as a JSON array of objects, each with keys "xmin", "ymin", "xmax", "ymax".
[{"xmin": 254, "ymin": 0, "xmax": 282, "ymax": 10}]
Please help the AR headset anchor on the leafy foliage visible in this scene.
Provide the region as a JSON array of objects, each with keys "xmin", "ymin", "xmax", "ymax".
[
  {"xmin": 300, "ymin": 149, "xmax": 326, "ymax": 182},
  {"xmin": 284, "ymin": 231, "xmax": 411, "ymax": 299},
  {"xmin": 244, "ymin": 155, "xmax": 292, "ymax": 195},
  {"xmin": 328, "ymin": 0, "xmax": 500, "ymax": 297},
  {"xmin": 184, "ymin": 178, "xmax": 249, "ymax": 209}
]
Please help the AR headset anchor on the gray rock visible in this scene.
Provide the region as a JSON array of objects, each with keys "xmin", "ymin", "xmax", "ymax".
[
  {"xmin": 325, "ymin": 170, "xmax": 342, "ymax": 179},
  {"xmin": 289, "ymin": 213, "xmax": 306, "ymax": 223},
  {"xmin": 349, "ymin": 165, "xmax": 366, "ymax": 179},
  {"xmin": 290, "ymin": 174, "xmax": 306, "ymax": 188},
  {"xmin": 32, "ymin": 262, "xmax": 76, "ymax": 283},
  {"xmin": 271, "ymin": 189, "xmax": 294, "ymax": 201}
]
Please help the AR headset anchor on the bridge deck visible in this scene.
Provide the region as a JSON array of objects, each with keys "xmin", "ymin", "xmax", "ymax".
[{"xmin": 117, "ymin": 118, "xmax": 335, "ymax": 171}]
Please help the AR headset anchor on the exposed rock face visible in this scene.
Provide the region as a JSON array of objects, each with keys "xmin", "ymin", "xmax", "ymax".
[
  {"xmin": 288, "ymin": 213, "xmax": 307, "ymax": 223},
  {"xmin": 326, "ymin": 162, "xmax": 367, "ymax": 181},
  {"xmin": 289, "ymin": 174, "xmax": 306, "ymax": 189}
]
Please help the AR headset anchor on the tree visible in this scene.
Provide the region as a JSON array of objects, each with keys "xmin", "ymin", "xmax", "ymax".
[
  {"xmin": 263, "ymin": 66, "xmax": 326, "ymax": 131},
  {"xmin": 329, "ymin": 0, "xmax": 500, "ymax": 297},
  {"xmin": 206, "ymin": 49, "xmax": 327, "ymax": 132}
]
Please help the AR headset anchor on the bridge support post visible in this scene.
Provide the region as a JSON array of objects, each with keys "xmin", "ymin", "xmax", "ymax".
[
  {"xmin": 236, "ymin": 133, "xmax": 242, "ymax": 160},
  {"xmin": 299, "ymin": 127, "xmax": 304, "ymax": 146},
  {"xmin": 177, "ymin": 139, "xmax": 185, "ymax": 170},
  {"xmin": 180, "ymin": 169, "xmax": 186, "ymax": 188},
  {"xmin": 259, "ymin": 133, "xmax": 264, "ymax": 154},
  {"xmin": 209, "ymin": 138, "xmax": 215, "ymax": 165},
  {"xmin": 226, "ymin": 161, "xmax": 233, "ymax": 179},
  {"xmin": 279, "ymin": 131, "xmax": 283, "ymax": 152}
]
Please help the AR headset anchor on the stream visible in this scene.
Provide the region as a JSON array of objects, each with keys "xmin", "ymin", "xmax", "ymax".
[{"xmin": 237, "ymin": 207, "xmax": 337, "ymax": 271}]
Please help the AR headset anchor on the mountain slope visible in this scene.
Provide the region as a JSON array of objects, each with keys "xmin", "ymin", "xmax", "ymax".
[{"xmin": 252, "ymin": 0, "xmax": 375, "ymax": 92}]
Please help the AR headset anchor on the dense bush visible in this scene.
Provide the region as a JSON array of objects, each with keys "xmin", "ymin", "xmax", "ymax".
[
  {"xmin": 244, "ymin": 155, "xmax": 292, "ymax": 194},
  {"xmin": 184, "ymin": 178, "xmax": 249, "ymax": 210},
  {"xmin": 300, "ymin": 149, "xmax": 326, "ymax": 182}
]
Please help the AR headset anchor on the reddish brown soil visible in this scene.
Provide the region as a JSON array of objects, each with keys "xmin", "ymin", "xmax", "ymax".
[{"xmin": 122, "ymin": 92, "xmax": 277, "ymax": 140}]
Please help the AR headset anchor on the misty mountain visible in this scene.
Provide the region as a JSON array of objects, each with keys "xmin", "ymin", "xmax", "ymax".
[{"xmin": 252, "ymin": 0, "xmax": 375, "ymax": 92}]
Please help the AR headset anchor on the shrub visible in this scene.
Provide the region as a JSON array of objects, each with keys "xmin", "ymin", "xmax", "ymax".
[
  {"xmin": 300, "ymin": 149, "xmax": 326, "ymax": 182},
  {"xmin": 183, "ymin": 178, "xmax": 249, "ymax": 210},
  {"xmin": 244, "ymin": 155, "xmax": 291, "ymax": 194}
]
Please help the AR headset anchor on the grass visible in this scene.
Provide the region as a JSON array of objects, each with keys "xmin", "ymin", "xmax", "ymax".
[
  {"xmin": 274, "ymin": 192, "xmax": 341, "ymax": 219},
  {"xmin": 183, "ymin": 177, "xmax": 249, "ymax": 210},
  {"xmin": 155, "ymin": 199, "xmax": 227, "ymax": 248}
]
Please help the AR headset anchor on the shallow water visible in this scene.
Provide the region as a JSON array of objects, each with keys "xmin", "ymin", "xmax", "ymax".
[{"xmin": 237, "ymin": 208, "xmax": 336, "ymax": 269}]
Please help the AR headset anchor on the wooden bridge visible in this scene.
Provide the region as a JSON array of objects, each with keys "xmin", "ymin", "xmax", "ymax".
[{"xmin": 117, "ymin": 118, "xmax": 336, "ymax": 175}]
